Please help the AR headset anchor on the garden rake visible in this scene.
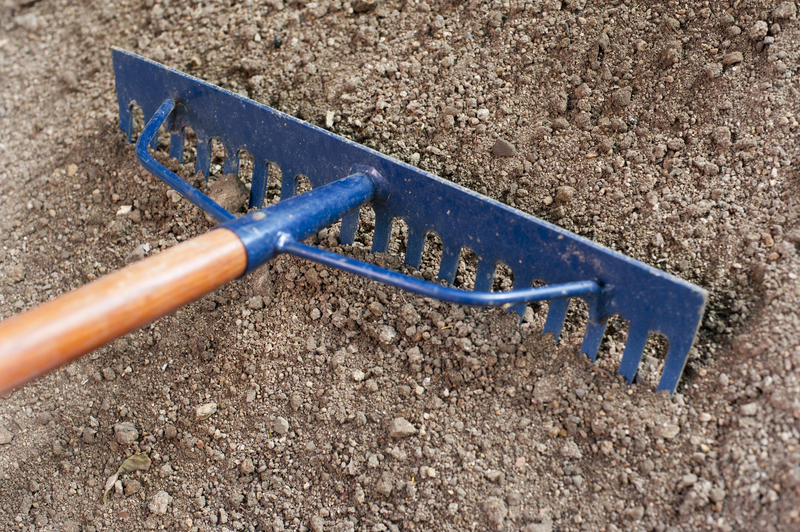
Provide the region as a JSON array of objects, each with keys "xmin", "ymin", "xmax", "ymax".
[{"xmin": 0, "ymin": 49, "xmax": 707, "ymax": 396}]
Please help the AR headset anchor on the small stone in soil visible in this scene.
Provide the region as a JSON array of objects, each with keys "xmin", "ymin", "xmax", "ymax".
[
  {"xmin": 611, "ymin": 86, "xmax": 632, "ymax": 108},
  {"xmin": 481, "ymin": 497, "xmax": 508, "ymax": 530},
  {"xmin": 773, "ymin": 1, "xmax": 797, "ymax": 19},
  {"xmin": 195, "ymin": 402, "xmax": 217, "ymax": 420},
  {"xmin": 491, "ymin": 138, "xmax": 517, "ymax": 157},
  {"xmin": 124, "ymin": 479, "xmax": 142, "ymax": 496},
  {"xmin": 555, "ymin": 186, "xmax": 576, "ymax": 205},
  {"xmin": 208, "ymin": 174, "xmax": 248, "ymax": 214},
  {"xmin": 240, "ymin": 458, "xmax": 255, "ymax": 475},
  {"xmin": 722, "ymin": 51, "xmax": 743, "ymax": 67},
  {"xmin": 114, "ymin": 422, "xmax": 138, "ymax": 445},
  {"xmin": 272, "ymin": 416, "xmax": 290, "ymax": 435},
  {"xmin": 375, "ymin": 471, "xmax": 394, "ymax": 496},
  {"xmin": 248, "ymin": 296, "xmax": 264, "ymax": 310},
  {"xmin": 148, "ymin": 490, "xmax": 172, "ymax": 515},
  {"xmin": 388, "ymin": 417, "xmax": 417, "ymax": 439},
  {"xmin": 310, "ymin": 515, "xmax": 325, "ymax": 532},
  {"xmin": 656, "ymin": 422, "xmax": 681, "ymax": 440},
  {"xmin": 485, "ymin": 469, "xmax": 505, "ymax": 484}
]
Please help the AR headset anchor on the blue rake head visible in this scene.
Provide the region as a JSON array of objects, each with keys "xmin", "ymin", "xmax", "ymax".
[{"xmin": 112, "ymin": 48, "xmax": 707, "ymax": 394}]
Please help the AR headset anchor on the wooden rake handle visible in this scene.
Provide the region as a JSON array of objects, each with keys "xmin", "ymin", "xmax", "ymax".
[{"xmin": 0, "ymin": 229, "xmax": 247, "ymax": 396}]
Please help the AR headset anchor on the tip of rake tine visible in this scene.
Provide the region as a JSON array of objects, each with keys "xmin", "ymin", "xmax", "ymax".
[
  {"xmin": 657, "ymin": 332, "xmax": 695, "ymax": 394},
  {"xmin": 169, "ymin": 131, "xmax": 184, "ymax": 162},
  {"xmin": 580, "ymin": 318, "xmax": 607, "ymax": 362},
  {"xmin": 542, "ymin": 298, "xmax": 569, "ymax": 344},
  {"xmin": 618, "ymin": 321, "xmax": 649, "ymax": 384}
]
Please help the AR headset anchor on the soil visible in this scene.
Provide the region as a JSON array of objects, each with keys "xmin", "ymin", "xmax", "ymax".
[{"xmin": 1, "ymin": 0, "xmax": 799, "ymax": 531}]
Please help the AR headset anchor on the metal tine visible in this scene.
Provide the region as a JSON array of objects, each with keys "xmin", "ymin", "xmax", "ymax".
[
  {"xmin": 618, "ymin": 320, "xmax": 650, "ymax": 384},
  {"xmin": 223, "ymin": 147, "xmax": 239, "ymax": 175},
  {"xmin": 508, "ymin": 272, "xmax": 535, "ymax": 317},
  {"xmin": 169, "ymin": 129, "xmax": 184, "ymax": 162},
  {"xmin": 473, "ymin": 259, "xmax": 495, "ymax": 292},
  {"xmin": 280, "ymin": 173, "xmax": 294, "ymax": 201},
  {"xmin": 371, "ymin": 211, "xmax": 393, "ymax": 254},
  {"xmin": 437, "ymin": 244, "xmax": 461, "ymax": 284},
  {"xmin": 122, "ymin": 105, "xmax": 133, "ymax": 142},
  {"xmin": 657, "ymin": 332, "xmax": 693, "ymax": 393},
  {"xmin": 542, "ymin": 297, "xmax": 570, "ymax": 343},
  {"xmin": 403, "ymin": 225, "xmax": 426, "ymax": 269},
  {"xmin": 580, "ymin": 317, "xmax": 608, "ymax": 361},
  {"xmin": 195, "ymin": 136, "xmax": 211, "ymax": 178},
  {"xmin": 274, "ymin": 161, "xmax": 305, "ymax": 198},
  {"xmin": 248, "ymin": 159, "xmax": 269, "ymax": 209},
  {"xmin": 338, "ymin": 210, "xmax": 359, "ymax": 245}
]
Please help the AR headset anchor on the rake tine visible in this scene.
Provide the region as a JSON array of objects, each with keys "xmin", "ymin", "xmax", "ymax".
[
  {"xmin": 278, "ymin": 173, "xmax": 292, "ymax": 201},
  {"xmin": 618, "ymin": 321, "xmax": 650, "ymax": 383},
  {"xmin": 507, "ymin": 271, "xmax": 531, "ymax": 317},
  {"xmin": 403, "ymin": 225, "xmax": 425, "ymax": 269},
  {"xmin": 223, "ymin": 147, "xmax": 239, "ymax": 175},
  {"xmin": 249, "ymin": 159, "xmax": 269, "ymax": 209},
  {"xmin": 338, "ymin": 210, "xmax": 359, "ymax": 245},
  {"xmin": 195, "ymin": 136, "xmax": 211, "ymax": 178},
  {"xmin": 543, "ymin": 297, "xmax": 570, "ymax": 343},
  {"xmin": 580, "ymin": 318, "xmax": 608, "ymax": 361},
  {"xmin": 121, "ymin": 107, "xmax": 133, "ymax": 142},
  {"xmin": 657, "ymin": 332, "xmax": 695, "ymax": 393},
  {"xmin": 473, "ymin": 259, "xmax": 495, "ymax": 293},
  {"xmin": 371, "ymin": 211, "xmax": 392, "ymax": 254},
  {"xmin": 438, "ymin": 244, "xmax": 461, "ymax": 284},
  {"xmin": 168, "ymin": 130, "xmax": 184, "ymax": 162}
]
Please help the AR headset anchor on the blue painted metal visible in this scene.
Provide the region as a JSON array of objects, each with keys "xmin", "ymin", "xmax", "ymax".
[
  {"xmin": 136, "ymin": 99, "xmax": 235, "ymax": 223},
  {"xmin": 221, "ymin": 172, "xmax": 380, "ymax": 273},
  {"xmin": 113, "ymin": 48, "xmax": 708, "ymax": 394},
  {"xmin": 281, "ymin": 240, "xmax": 601, "ymax": 306},
  {"xmin": 136, "ymin": 106, "xmax": 602, "ymax": 305}
]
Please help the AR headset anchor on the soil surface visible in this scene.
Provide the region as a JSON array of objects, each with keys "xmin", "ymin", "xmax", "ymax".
[{"xmin": 1, "ymin": 1, "xmax": 799, "ymax": 531}]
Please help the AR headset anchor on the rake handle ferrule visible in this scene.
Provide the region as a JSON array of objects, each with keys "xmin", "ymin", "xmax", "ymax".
[{"xmin": 0, "ymin": 229, "xmax": 247, "ymax": 396}]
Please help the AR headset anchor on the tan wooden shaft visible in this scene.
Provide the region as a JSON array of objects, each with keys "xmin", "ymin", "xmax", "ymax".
[{"xmin": 0, "ymin": 228, "xmax": 247, "ymax": 396}]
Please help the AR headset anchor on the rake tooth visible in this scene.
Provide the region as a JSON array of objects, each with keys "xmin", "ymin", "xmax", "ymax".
[
  {"xmin": 338, "ymin": 210, "xmax": 359, "ymax": 245},
  {"xmin": 223, "ymin": 148, "xmax": 239, "ymax": 175},
  {"xmin": 249, "ymin": 159, "xmax": 269, "ymax": 209},
  {"xmin": 437, "ymin": 244, "xmax": 461, "ymax": 284},
  {"xmin": 169, "ymin": 130, "xmax": 184, "ymax": 162},
  {"xmin": 509, "ymin": 272, "xmax": 535, "ymax": 317},
  {"xmin": 280, "ymin": 172, "xmax": 294, "ymax": 200},
  {"xmin": 121, "ymin": 106, "xmax": 133, "ymax": 142},
  {"xmin": 195, "ymin": 137, "xmax": 211, "ymax": 178},
  {"xmin": 618, "ymin": 321, "xmax": 649, "ymax": 384},
  {"xmin": 657, "ymin": 332, "xmax": 694, "ymax": 394},
  {"xmin": 473, "ymin": 258, "xmax": 495, "ymax": 292},
  {"xmin": 542, "ymin": 297, "xmax": 570, "ymax": 343},
  {"xmin": 403, "ymin": 225, "xmax": 425, "ymax": 269},
  {"xmin": 371, "ymin": 211, "xmax": 393, "ymax": 253},
  {"xmin": 580, "ymin": 318, "xmax": 607, "ymax": 361}
]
